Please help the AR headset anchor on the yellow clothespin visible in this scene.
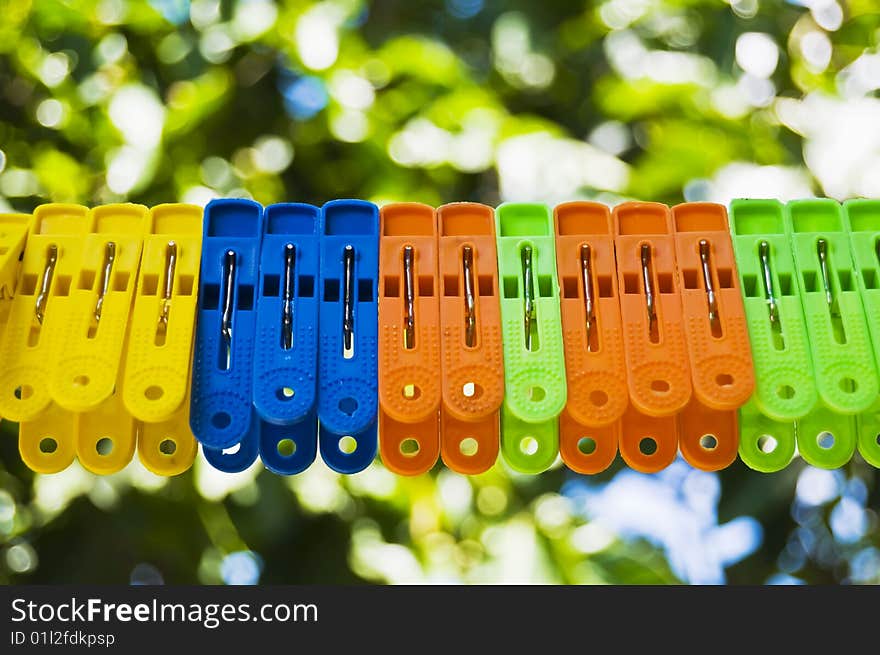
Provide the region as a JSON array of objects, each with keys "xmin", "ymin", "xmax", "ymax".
[
  {"xmin": 49, "ymin": 204, "xmax": 149, "ymax": 412},
  {"xmin": 0, "ymin": 212, "xmax": 32, "ymax": 340},
  {"xmin": 0, "ymin": 213, "xmax": 32, "ymax": 300},
  {"xmin": 0, "ymin": 204, "xmax": 90, "ymax": 422},
  {"xmin": 123, "ymin": 204, "xmax": 203, "ymax": 423}
]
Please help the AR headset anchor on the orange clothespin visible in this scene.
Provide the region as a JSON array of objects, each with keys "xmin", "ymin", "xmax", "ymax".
[
  {"xmin": 437, "ymin": 203, "xmax": 504, "ymax": 475},
  {"xmin": 672, "ymin": 203, "xmax": 755, "ymax": 471},
  {"xmin": 554, "ymin": 202, "xmax": 627, "ymax": 474},
  {"xmin": 378, "ymin": 203, "xmax": 442, "ymax": 475},
  {"xmin": 612, "ymin": 202, "xmax": 691, "ymax": 472}
]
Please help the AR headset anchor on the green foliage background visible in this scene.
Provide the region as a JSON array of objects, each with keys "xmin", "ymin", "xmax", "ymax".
[{"xmin": 1, "ymin": 0, "xmax": 879, "ymax": 585}]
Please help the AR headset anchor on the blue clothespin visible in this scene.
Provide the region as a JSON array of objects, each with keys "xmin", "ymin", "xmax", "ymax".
[
  {"xmin": 317, "ymin": 200, "xmax": 379, "ymax": 474},
  {"xmin": 253, "ymin": 203, "xmax": 320, "ymax": 475},
  {"xmin": 190, "ymin": 198, "xmax": 264, "ymax": 450}
]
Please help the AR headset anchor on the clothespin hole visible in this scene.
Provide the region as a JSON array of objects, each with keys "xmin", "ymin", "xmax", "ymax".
[
  {"xmin": 277, "ymin": 439, "xmax": 296, "ymax": 457},
  {"xmin": 96, "ymin": 437, "xmax": 113, "ymax": 456},
  {"xmin": 39, "ymin": 437, "xmax": 57, "ymax": 454},
  {"xmin": 589, "ymin": 390, "xmax": 608, "ymax": 407},
  {"xmin": 73, "ymin": 375, "xmax": 90, "ymax": 388},
  {"xmin": 650, "ymin": 379, "xmax": 669, "ymax": 394},
  {"xmin": 776, "ymin": 385, "xmax": 795, "ymax": 400},
  {"xmin": 338, "ymin": 436, "xmax": 357, "ymax": 454},
  {"xmin": 638, "ymin": 437, "xmax": 658, "ymax": 456},
  {"xmin": 528, "ymin": 386, "xmax": 545, "ymax": 402},
  {"xmin": 276, "ymin": 387, "xmax": 295, "ymax": 401},
  {"xmin": 699, "ymin": 434, "xmax": 718, "ymax": 450},
  {"xmin": 817, "ymin": 432, "xmax": 835, "ymax": 450},
  {"xmin": 399, "ymin": 438, "xmax": 420, "ymax": 457},
  {"xmin": 402, "ymin": 384, "xmax": 420, "ymax": 400},
  {"xmin": 459, "ymin": 438, "xmax": 478, "ymax": 456},
  {"xmin": 757, "ymin": 434, "xmax": 778, "ymax": 454},
  {"xmin": 715, "ymin": 374, "xmax": 734, "ymax": 388},
  {"xmin": 577, "ymin": 437, "xmax": 597, "ymax": 455},
  {"xmin": 520, "ymin": 436, "xmax": 539, "ymax": 456},
  {"xmin": 159, "ymin": 439, "xmax": 176, "ymax": 455},
  {"xmin": 14, "ymin": 385, "xmax": 33, "ymax": 400},
  {"xmin": 338, "ymin": 397, "xmax": 358, "ymax": 416},
  {"xmin": 462, "ymin": 382, "xmax": 483, "ymax": 399},
  {"xmin": 211, "ymin": 412, "xmax": 232, "ymax": 430},
  {"xmin": 144, "ymin": 385, "xmax": 164, "ymax": 400},
  {"xmin": 839, "ymin": 377, "xmax": 857, "ymax": 393}
]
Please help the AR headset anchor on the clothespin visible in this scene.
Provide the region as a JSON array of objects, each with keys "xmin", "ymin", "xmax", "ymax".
[
  {"xmin": 317, "ymin": 200, "xmax": 379, "ymax": 474},
  {"xmin": 842, "ymin": 199, "xmax": 880, "ymax": 468},
  {"xmin": 48, "ymin": 204, "xmax": 148, "ymax": 412},
  {"xmin": 785, "ymin": 199, "xmax": 873, "ymax": 468},
  {"xmin": 0, "ymin": 204, "xmax": 90, "ymax": 423},
  {"xmin": 495, "ymin": 203, "xmax": 566, "ymax": 474},
  {"xmin": 437, "ymin": 203, "xmax": 503, "ymax": 475},
  {"xmin": 672, "ymin": 203, "xmax": 754, "ymax": 472},
  {"xmin": 190, "ymin": 199, "xmax": 264, "ymax": 451},
  {"xmin": 123, "ymin": 204, "xmax": 203, "ymax": 424},
  {"xmin": 378, "ymin": 203, "xmax": 441, "ymax": 476},
  {"xmin": 0, "ymin": 213, "xmax": 32, "ymax": 301},
  {"xmin": 253, "ymin": 203, "xmax": 321, "ymax": 475},
  {"xmin": 553, "ymin": 202, "xmax": 626, "ymax": 474},
  {"xmin": 0, "ymin": 213, "xmax": 32, "ymax": 355},
  {"xmin": 729, "ymin": 199, "xmax": 815, "ymax": 471},
  {"xmin": 612, "ymin": 202, "xmax": 690, "ymax": 472}
]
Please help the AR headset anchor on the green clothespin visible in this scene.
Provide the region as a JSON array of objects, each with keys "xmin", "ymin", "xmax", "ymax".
[
  {"xmin": 729, "ymin": 199, "xmax": 814, "ymax": 471},
  {"xmin": 786, "ymin": 199, "xmax": 874, "ymax": 468},
  {"xmin": 842, "ymin": 199, "xmax": 880, "ymax": 468},
  {"xmin": 495, "ymin": 203, "xmax": 566, "ymax": 473}
]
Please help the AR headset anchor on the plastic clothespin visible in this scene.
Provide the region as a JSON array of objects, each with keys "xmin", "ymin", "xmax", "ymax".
[
  {"xmin": 0, "ymin": 213, "xmax": 33, "ymax": 358},
  {"xmin": 672, "ymin": 203, "xmax": 754, "ymax": 472},
  {"xmin": 437, "ymin": 203, "xmax": 503, "ymax": 475},
  {"xmin": 496, "ymin": 203, "xmax": 566, "ymax": 474},
  {"xmin": 49, "ymin": 204, "xmax": 148, "ymax": 412},
  {"xmin": 553, "ymin": 202, "xmax": 626, "ymax": 474},
  {"xmin": 123, "ymin": 204, "xmax": 203, "ymax": 424},
  {"xmin": 190, "ymin": 199, "xmax": 264, "ymax": 452},
  {"xmin": 612, "ymin": 202, "xmax": 690, "ymax": 472},
  {"xmin": 317, "ymin": 200, "xmax": 379, "ymax": 474},
  {"xmin": 377, "ymin": 203, "xmax": 441, "ymax": 476},
  {"xmin": 0, "ymin": 213, "xmax": 32, "ymax": 301},
  {"xmin": 253, "ymin": 203, "xmax": 321, "ymax": 475},
  {"xmin": 0, "ymin": 204, "xmax": 90, "ymax": 424},
  {"xmin": 785, "ymin": 199, "xmax": 874, "ymax": 468},
  {"xmin": 842, "ymin": 199, "xmax": 880, "ymax": 468},
  {"xmin": 729, "ymin": 199, "xmax": 813, "ymax": 471}
]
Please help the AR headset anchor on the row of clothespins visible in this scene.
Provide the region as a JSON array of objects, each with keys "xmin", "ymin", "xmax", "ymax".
[{"xmin": 1, "ymin": 198, "xmax": 878, "ymax": 477}]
